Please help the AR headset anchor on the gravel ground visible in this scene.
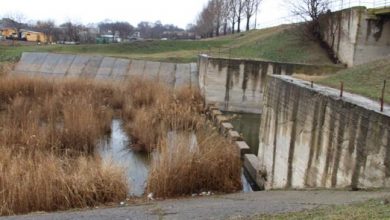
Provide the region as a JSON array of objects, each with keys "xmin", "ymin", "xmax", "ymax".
[{"xmin": 2, "ymin": 190, "xmax": 390, "ymax": 220}]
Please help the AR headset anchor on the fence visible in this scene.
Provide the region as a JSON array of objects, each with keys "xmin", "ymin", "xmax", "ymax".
[{"xmin": 257, "ymin": 0, "xmax": 389, "ymax": 29}]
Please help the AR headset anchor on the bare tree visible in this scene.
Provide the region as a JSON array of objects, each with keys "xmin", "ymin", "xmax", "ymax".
[
  {"xmin": 221, "ymin": 1, "xmax": 231, "ymax": 35},
  {"xmin": 35, "ymin": 20, "xmax": 55, "ymax": 42},
  {"xmin": 286, "ymin": 0, "xmax": 330, "ymax": 40},
  {"xmin": 228, "ymin": 0, "xmax": 239, "ymax": 34},
  {"xmin": 211, "ymin": 0, "xmax": 224, "ymax": 37},
  {"xmin": 243, "ymin": 0, "xmax": 263, "ymax": 31},
  {"xmin": 98, "ymin": 21, "xmax": 134, "ymax": 39},
  {"xmin": 60, "ymin": 21, "xmax": 82, "ymax": 42},
  {"xmin": 236, "ymin": 0, "xmax": 244, "ymax": 33}
]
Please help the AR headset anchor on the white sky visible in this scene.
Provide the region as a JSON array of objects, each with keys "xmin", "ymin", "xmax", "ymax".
[{"xmin": 0, "ymin": 0, "xmax": 290, "ymax": 29}]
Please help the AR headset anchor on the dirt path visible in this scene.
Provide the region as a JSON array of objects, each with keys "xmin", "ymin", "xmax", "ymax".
[{"xmin": 2, "ymin": 190, "xmax": 389, "ymax": 220}]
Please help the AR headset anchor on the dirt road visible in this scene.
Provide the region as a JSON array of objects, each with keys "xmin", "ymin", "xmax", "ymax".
[{"xmin": 2, "ymin": 190, "xmax": 389, "ymax": 220}]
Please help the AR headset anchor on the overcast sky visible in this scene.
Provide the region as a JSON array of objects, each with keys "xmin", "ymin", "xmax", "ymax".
[{"xmin": 1, "ymin": 0, "xmax": 291, "ymax": 29}]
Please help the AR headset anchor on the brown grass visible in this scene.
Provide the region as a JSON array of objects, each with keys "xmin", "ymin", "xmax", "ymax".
[
  {"xmin": 0, "ymin": 76, "xmax": 127, "ymax": 216},
  {"xmin": 147, "ymin": 128, "xmax": 242, "ymax": 198},
  {"xmin": 0, "ymin": 149, "xmax": 127, "ymax": 216},
  {"xmin": 0, "ymin": 73, "xmax": 242, "ymax": 214}
]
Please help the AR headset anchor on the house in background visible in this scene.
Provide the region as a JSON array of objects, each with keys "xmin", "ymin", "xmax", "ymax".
[
  {"xmin": 20, "ymin": 30, "xmax": 52, "ymax": 43},
  {"xmin": 0, "ymin": 27, "xmax": 18, "ymax": 39}
]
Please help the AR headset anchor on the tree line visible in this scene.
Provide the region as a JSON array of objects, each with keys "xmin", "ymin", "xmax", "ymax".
[
  {"xmin": 191, "ymin": 0, "xmax": 263, "ymax": 38},
  {"xmin": 0, "ymin": 15, "xmax": 184, "ymax": 43}
]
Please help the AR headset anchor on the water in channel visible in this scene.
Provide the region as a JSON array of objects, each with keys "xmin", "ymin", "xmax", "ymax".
[
  {"xmin": 224, "ymin": 112, "xmax": 261, "ymax": 155},
  {"xmin": 98, "ymin": 119, "xmax": 254, "ymax": 196},
  {"xmin": 98, "ymin": 119, "xmax": 150, "ymax": 197}
]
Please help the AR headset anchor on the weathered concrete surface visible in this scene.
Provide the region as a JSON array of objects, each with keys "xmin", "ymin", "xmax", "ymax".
[
  {"xmin": 67, "ymin": 55, "xmax": 90, "ymax": 77},
  {"xmin": 158, "ymin": 62, "xmax": 176, "ymax": 86},
  {"xmin": 53, "ymin": 54, "xmax": 76, "ymax": 76},
  {"xmin": 321, "ymin": 7, "xmax": 390, "ymax": 66},
  {"xmin": 198, "ymin": 55, "xmax": 343, "ymax": 114},
  {"xmin": 111, "ymin": 58, "xmax": 130, "ymax": 79},
  {"xmin": 258, "ymin": 75, "xmax": 390, "ymax": 189},
  {"xmin": 96, "ymin": 57, "xmax": 116, "ymax": 79},
  {"xmin": 244, "ymin": 154, "xmax": 266, "ymax": 190},
  {"xmin": 12, "ymin": 52, "xmax": 196, "ymax": 88},
  {"xmin": 14, "ymin": 52, "xmax": 48, "ymax": 76},
  {"xmin": 2, "ymin": 191, "xmax": 389, "ymax": 220}
]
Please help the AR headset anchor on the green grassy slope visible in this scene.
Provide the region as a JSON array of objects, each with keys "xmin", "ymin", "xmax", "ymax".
[
  {"xmin": 317, "ymin": 58, "xmax": 390, "ymax": 104},
  {"xmin": 252, "ymin": 199, "xmax": 390, "ymax": 220},
  {"xmin": 0, "ymin": 24, "xmax": 335, "ymax": 64}
]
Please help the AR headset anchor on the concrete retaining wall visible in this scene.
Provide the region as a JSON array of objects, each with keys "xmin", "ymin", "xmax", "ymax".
[
  {"xmin": 321, "ymin": 7, "xmax": 390, "ymax": 67},
  {"xmin": 13, "ymin": 52, "xmax": 198, "ymax": 88},
  {"xmin": 258, "ymin": 75, "xmax": 390, "ymax": 189},
  {"xmin": 198, "ymin": 55, "xmax": 343, "ymax": 114}
]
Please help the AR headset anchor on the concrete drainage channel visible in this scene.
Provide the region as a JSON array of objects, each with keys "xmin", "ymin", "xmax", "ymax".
[{"xmin": 207, "ymin": 105, "xmax": 266, "ymax": 191}]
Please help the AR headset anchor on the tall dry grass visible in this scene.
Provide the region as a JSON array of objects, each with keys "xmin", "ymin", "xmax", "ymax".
[
  {"xmin": 0, "ymin": 148, "xmax": 127, "ymax": 216},
  {"xmin": 0, "ymin": 73, "xmax": 243, "ymax": 214},
  {"xmin": 0, "ymin": 76, "xmax": 127, "ymax": 216},
  {"xmin": 147, "ymin": 128, "xmax": 242, "ymax": 198},
  {"xmin": 118, "ymin": 79, "xmax": 242, "ymax": 197}
]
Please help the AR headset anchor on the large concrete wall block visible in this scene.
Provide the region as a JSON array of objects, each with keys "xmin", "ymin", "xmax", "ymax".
[
  {"xmin": 82, "ymin": 55, "xmax": 104, "ymax": 78},
  {"xmin": 258, "ymin": 75, "xmax": 390, "ymax": 190},
  {"xmin": 199, "ymin": 55, "xmax": 344, "ymax": 114},
  {"xmin": 144, "ymin": 61, "xmax": 161, "ymax": 80},
  {"xmin": 175, "ymin": 63, "xmax": 191, "ymax": 88},
  {"xmin": 158, "ymin": 63, "xmax": 176, "ymax": 86},
  {"xmin": 14, "ymin": 52, "xmax": 44, "ymax": 73},
  {"xmin": 39, "ymin": 53, "xmax": 63, "ymax": 75},
  {"xmin": 53, "ymin": 54, "xmax": 76, "ymax": 76},
  {"xmin": 111, "ymin": 58, "xmax": 131, "ymax": 79},
  {"xmin": 320, "ymin": 7, "xmax": 390, "ymax": 66},
  {"xmin": 190, "ymin": 63, "xmax": 199, "ymax": 89},
  {"xmin": 23, "ymin": 52, "xmax": 49, "ymax": 75},
  {"xmin": 67, "ymin": 55, "xmax": 91, "ymax": 77},
  {"xmin": 128, "ymin": 60, "xmax": 146, "ymax": 78},
  {"xmin": 96, "ymin": 57, "xmax": 117, "ymax": 78}
]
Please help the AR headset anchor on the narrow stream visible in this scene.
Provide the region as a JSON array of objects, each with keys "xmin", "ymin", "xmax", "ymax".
[
  {"xmin": 98, "ymin": 119, "xmax": 150, "ymax": 197},
  {"xmin": 98, "ymin": 119, "xmax": 253, "ymax": 196}
]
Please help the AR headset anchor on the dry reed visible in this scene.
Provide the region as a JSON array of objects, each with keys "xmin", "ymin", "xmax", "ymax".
[
  {"xmin": 0, "ymin": 76, "xmax": 127, "ymax": 216},
  {"xmin": 0, "ymin": 73, "xmax": 243, "ymax": 214},
  {"xmin": 147, "ymin": 127, "xmax": 242, "ymax": 198}
]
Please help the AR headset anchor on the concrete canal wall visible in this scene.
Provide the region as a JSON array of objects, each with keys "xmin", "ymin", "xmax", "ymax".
[
  {"xmin": 258, "ymin": 75, "xmax": 390, "ymax": 189},
  {"xmin": 198, "ymin": 55, "xmax": 343, "ymax": 114},
  {"xmin": 12, "ymin": 52, "xmax": 198, "ymax": 88}
]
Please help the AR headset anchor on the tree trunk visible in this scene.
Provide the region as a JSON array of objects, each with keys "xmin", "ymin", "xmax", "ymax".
[
  {"xmin": 237, "ymin": 16, "xmax": 241, "ymax": 33},
  {"xmin": 216, "ymin": 21, "xmax": 220, "ymax": 37},
  {"xmin": 223, "ymin": 21, "xmax": 228, "ymax": 35},
  {"xmin": 246, "ymin": 15, "xmax": 251, "ymax": 31},
  {"xmin": 232, "ymin": 21, "xmax": 236, "ymax": 34}
]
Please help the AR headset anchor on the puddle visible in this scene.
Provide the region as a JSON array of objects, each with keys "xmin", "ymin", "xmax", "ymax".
[{"xmin": 98, "ymin": 119, "xmax": 150, "ymax": 197}]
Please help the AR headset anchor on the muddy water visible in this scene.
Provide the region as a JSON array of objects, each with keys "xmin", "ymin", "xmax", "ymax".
[{"xmin": 98, "ymin": 119, "xmax": 150, "ymax": 197}]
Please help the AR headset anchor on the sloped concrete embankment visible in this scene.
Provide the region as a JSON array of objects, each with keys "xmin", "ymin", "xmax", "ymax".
[
  {"xmin": 258, "ymin": 75, "xmax": 390, "ymax": 189},
  {"xmin": 12, "ymin": 52, "xmax": 198, "ymax": 88},
  {"xmin": 198, "ymin": 55, "xmax": 343, "ymax": 114}
]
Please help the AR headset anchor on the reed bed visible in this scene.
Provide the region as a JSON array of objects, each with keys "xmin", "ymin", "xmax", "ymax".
[
  {"xmin": 147, "ymin": 129, "xmax": 242, "ymax": 198},
  {"xmin": 0, "ymin": 74, "xmax": 242, "ymax": 215},
  {"xmin": 0, "ymin": 76, "xmax": 127, "ymax": 216},
  {"xmin": 121, "ymin": 80, "xmax": 242, "ymax": 197}
]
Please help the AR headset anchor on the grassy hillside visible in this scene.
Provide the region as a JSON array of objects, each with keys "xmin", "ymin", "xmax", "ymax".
[
  {"xmin": 317, "ymin": 59, "xmax": 390, "ymax": 104},
  {"xmin": 0, "ymin": 25, "xmax": 335, "ymax": 64}
]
